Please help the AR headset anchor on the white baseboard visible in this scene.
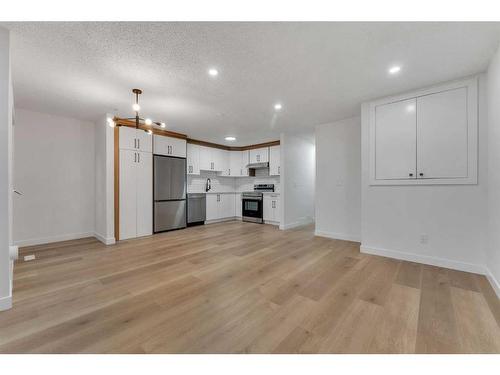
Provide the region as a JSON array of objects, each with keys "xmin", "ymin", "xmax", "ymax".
[
  {"xmin": 264, "ymin": 220, "xmax": 280, "ymax": 226},
  {"xmin": 14, "ymin": 232, "xmax": 95, "ymax": 247},
  {"xmin": 0, "ymin": 294, "xmax": 12, "ymax": 311},
  {"xmin": 360, "ymin": 244, "xmax": 488, "ymax": 275},
  {"xmin": 205, "ymin": 217, "xmax": 238, "ymax": 225},
  {"xmin": 280, "ymin": 216, "xmax": 314, "ymax": 230},
  {"xmin": 485, "ymin": 268, "xmax": 500, "ymax": 299},
  {"xmin": 315, "ymin": 230, "xmax": 361, "ymax": 243},
  {"xmin": 9, "ymin": 245, "xmax": 18, "ymax": 260},
  {"xmin": 93, "ymin": 232, "xmax": 116, "ymax": 245}
]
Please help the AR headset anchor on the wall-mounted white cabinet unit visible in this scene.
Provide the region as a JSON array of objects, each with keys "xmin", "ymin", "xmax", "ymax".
[
  {"xmin": 219, "ymin": 150, "xmax": 231, "ymax": 176},
  {"xmin": 206, "ymin": 193, "xmax": 235, "ymax": 221},
  {"xmin": 153, "ymin": 134, "xmax": 186, "ymax": 158},
  {"xmin": 119, "ymin": 126, "xmax": 152, "ymax": 153},
  {"xmin": 226, "ymin": 150, "xmax": 249, "ymax": 177},
  {"xmin": 249, "ymin": 147, "xmax": 269, "ymax": 164},
  {"xmin": 119, "ymin": 149, "xmax": 152, "ymax": 240},
  {"xmin": 269, "ymin": 145, "xmax": 280, "ymax": 176},
  {"xmin": 263, "ymin": 194, "xmax": 280, "ymax": 224},
  {"xmin": 199, "ymin": 146, "xmax": 225, "ymax": 172},
  {"xmin": 369, "ymin": 77, "xmax": 477, "ymax": 185},
  {"xmin": 186, "ymin": 143, "xmax": 200, "ymax": 175}
]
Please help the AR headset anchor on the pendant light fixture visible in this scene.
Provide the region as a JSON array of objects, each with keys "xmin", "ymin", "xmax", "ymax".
[{"xmin": 111, "ymin": 89, "xmax": 166, "ymax": 133}]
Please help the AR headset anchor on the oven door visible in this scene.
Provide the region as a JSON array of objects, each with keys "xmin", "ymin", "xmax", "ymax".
[{"xmin": 242, "ymin": 196, "xmax": 263, "ymax": 223}]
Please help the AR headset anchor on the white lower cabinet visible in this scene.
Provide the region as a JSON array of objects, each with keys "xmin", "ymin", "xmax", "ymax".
[
  {"xmin": 263, "ymin": 194, "xmax": 280, "ymax": 224},
  {"xmin": 206, "ymin": 193, "xmax": 236, "ymax": 221},
  {"xmin": 206, "ymin": 194, "xmax": 219, "ymax": 221},
  {"xmin": 119, "ymin": 149, "xmax": 153, "ymax": 240},
  {"xmin": 235, "ymin": 194, "xmax": 242, "ymax": 218}
]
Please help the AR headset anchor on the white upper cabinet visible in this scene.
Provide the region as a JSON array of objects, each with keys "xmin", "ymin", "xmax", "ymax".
[
  {"xmin": 226, "ymin": 150, "xmax": 249, "ymax": 177},
  {"xmin": 186, "ymin": 143, "xmax": 200, "ymax": 175},
  {"xmin": 269, "ymin": 145, "xmax": 281, "ymax": 176},
  {"xmin": 374, "ymin": 98, "xmax": 417, "ymax": 180},
  {"xmin": 241, "ymin": 151, "xmax": 249, "ymax": 176},
  {"xmin": 199, "ymin": 146, "xmax": 225, "ymax": 172},
  {"xmin": 417, "ymin": 88, "xmax": 468, "ymax": 179},
  {"xmin": 153, "ymin": 135, "xmax": 186, "ymax": 158},
  {"xmin": 369, "ymin": 77, "xmax": 477, "ymax": 185},
  {"xmin": 228, "ymin": 151, "xmax": 240, "ymax": 177},
  {"xmin": 218, "ymin": 150, "xmax": 230, "ymax": 176},
  {"xmin": 249, "ymin": 147, "xmax": 269, "ymax": 164},
  {"xmin": 119, "ymin": 126, "xmax": 152, "ymax": 153},
  {"xmin": 199, "ymin": 146, "xmax": 212, "ymax": 171}
]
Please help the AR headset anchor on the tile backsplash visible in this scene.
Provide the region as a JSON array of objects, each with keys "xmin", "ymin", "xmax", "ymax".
[{"xmin": 187, "ymin": 169, "xmax": 280, "ymax": 193}]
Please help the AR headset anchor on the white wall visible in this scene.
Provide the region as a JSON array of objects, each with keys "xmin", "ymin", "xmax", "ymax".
[
  {"xmin": 13, "ymin": 109, "xmax": 96, "ymax": 246},
  {"xmin": 360, "ymin": 74, "xmax": 488, "ymax": 274},
  {"xmin": 487, "ymin": 45, "xmax": 500, "ymax": 296},
  {"xmin": 0, "ymin": 27, "xmax": 13, "ymax": 311},
  {"xmin": 281, "ymin": 132, "xmax": 315, "ymax": 230},
  {"xmin": 94, "ymin": 115, "xmax": 115, "ymax": 245},
  {"xmin": 315, "ymin": 117, "xmax": 361, "ymax": 242}
]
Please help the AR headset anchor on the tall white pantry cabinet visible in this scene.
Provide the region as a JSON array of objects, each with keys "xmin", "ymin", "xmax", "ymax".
[
  {"xmin": 119, "ymin": 126, "xmax": 153, "ymax": 240},
  {"xmin": 369, "ymin": 77, "xmax": 478, "ymax": 185}
]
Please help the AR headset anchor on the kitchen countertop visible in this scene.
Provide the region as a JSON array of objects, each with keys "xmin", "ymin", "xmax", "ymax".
[{"xmin": 187, "ymin": 191, "xmax": 280, "ymax": 195}]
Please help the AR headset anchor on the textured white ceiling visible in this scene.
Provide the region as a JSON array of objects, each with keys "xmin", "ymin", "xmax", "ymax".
[{"xmin": 2, "ymin": 22, "xmax": 500, "ymax": 145}]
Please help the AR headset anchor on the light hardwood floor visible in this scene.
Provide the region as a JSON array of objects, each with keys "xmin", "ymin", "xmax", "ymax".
[{"xmin": 1, "ymin": 221, "xmax": 499, "ymax": 353}]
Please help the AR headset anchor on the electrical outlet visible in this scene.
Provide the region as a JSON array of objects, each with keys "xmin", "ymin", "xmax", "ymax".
[{"xmin": 420, "ymin": 234, "xmax": 429, "ymax": 244}]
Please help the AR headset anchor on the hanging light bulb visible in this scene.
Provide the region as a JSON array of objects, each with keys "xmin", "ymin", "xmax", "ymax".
[
  {"xmin": 146, "ymin": 129, "xmax": 153, "ymax": 135},
  {"xmin": 160, "ymin": 122, "xmax": 166, "ymax": 128},
  {"xmin": 132, "ymin": 103, "xmax": 140, "ymax": 112},
  {"xmin": 107, "ymin": 117, "xmax": 115, "ymax": 127},
  {"xmin": 145, "ymin": 118, "xmax": 153, "ymax": 125}
]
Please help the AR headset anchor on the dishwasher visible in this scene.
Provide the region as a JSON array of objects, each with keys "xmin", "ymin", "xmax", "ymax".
[{"xmin": 187, "ymin": 193, "xmax": 206, "ymax": 226}]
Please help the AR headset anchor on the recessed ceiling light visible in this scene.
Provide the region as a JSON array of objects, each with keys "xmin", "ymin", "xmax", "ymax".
[
  {"xmin": 160, "ymin": 122, "xmax": 166, "ymax": 128},
  {"xmin": 145, "ymin": 118, "xmax": 153, "ymax": 126},
  {"xmin": 225, "ymin": 136, "xmax": 236, "ymax": 141},
  {"xmin": 132, "ymin": 103, "xmax": 141, "ymax": 111},
  {"xmin": 208, "ymin": 68, "xmax": 218, "ymax": 77},
  {"xmin": 274, "ymin": 103, "xmax": 282, "ymax": 111},
  {"xmin": 388, "ymin": 65, "xmax": 401, "ymax": 75},
  {"xmin": 406, "ymin": 104, "xmax": 415, "ymax": 112}
]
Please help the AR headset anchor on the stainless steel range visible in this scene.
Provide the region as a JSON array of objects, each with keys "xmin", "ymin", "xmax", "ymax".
[{"xmin": 242, "ymin": 184, "xmax": 274, "ymax": 223}]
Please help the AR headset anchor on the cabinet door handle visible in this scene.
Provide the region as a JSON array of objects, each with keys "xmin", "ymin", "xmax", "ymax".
[
  {"xmin": 138, "ymin": 139, "xmax": 140, "ymax": 149},
  {"xmin": 229, "ymin": 168, "xmax": 231, "ymax": 176},
  {"xmin": 409, "ymin": 173, "xmax": 414, "ymax": 177},
  {"xmin": 278, "ymin": 166, "xmax": 280, "ymax": 174},
  {"xmin": 137, "ymin": 153, "xmax": 140, "ymax": 163},
  {"xmin": 419, "ymin": 172, "xmax": 424, "ymax": 177},
  {"xmin": 134, "ymin": 152, "xmax": 137, "ymax": 163}
]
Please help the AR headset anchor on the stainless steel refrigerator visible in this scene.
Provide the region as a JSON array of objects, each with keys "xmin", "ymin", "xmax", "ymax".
[{"xmin": 153, "ymin": 155, "xmax": 187, "ymax": 233}]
